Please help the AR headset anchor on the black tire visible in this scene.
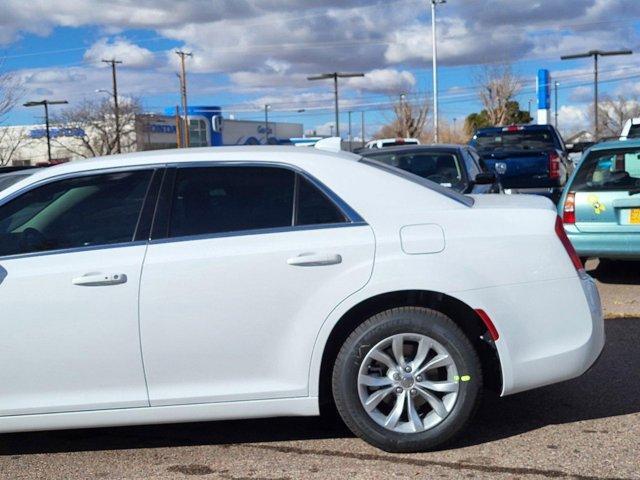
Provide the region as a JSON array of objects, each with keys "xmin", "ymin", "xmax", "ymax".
[{"xmin": 332, "ymin": 307, "xmax": 482, "ymax": 453}]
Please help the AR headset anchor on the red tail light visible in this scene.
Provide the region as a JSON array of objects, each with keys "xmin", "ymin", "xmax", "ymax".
[
  {"xmin": 475, "ymin": 309, "xmax": 499, "ymax": 341},
  {"xmin": 555, "ymin": 215, "xmax": 583, "ymax": 271},
  {"xmin": 563, "ymin": 191, "xmax": 576, "ymax": 224},
  {"xmin": 549, "ymin": 151, "xmax": 561, "ymax": 180}
]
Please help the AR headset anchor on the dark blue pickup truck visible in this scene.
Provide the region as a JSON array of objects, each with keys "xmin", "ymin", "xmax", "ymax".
[{"xmin": 469, "ymin": 124, "xmax": 572, "ymax": 199}]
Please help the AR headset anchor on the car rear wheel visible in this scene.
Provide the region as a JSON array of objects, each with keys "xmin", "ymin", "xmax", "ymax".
[{"xmin": 332, "ymin": 307, "xmax": 482, "ymax": 452}]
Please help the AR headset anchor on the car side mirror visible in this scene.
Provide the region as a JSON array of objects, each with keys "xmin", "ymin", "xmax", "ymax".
[{"xmin": 473, "ymin": 172, "xmax": 496, "ymax": 185}]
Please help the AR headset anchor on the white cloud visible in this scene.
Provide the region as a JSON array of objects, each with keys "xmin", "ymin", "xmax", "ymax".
[
  {"xmin": 558, "ymin": 105, "xmax": 590, "ymax": 135},
  {"xmin": 346, "ymin": 69, "xmax": 416, "ymax": 94},
  {"xmin": 83, "ymin": 38, "xmax": 157, "ymax": 68}
]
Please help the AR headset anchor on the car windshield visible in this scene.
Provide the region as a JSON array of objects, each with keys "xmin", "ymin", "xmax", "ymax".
[
  {"xmin": 359, "ymin": 157, "xmax": 474, "ymax": 207},
  {"xmin": 472, "ymin": 130, "xmax": 555, "ymax": 151},
  {"xmin": 364, "ymin": 151, "xmax": 465, "ymax": 190},
  {"xmin": 572, "ymin": 148, "xmax": 640, "ymax": 192},
  {"xmin": 0, "ymin": 173, "xmax": 34, "ymax": 192}
]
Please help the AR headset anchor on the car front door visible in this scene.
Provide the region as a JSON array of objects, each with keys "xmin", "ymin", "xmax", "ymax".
[
  {"xmin": 139, "ymin": 164, "xmax": 375, "ymax": 405},
  {"xmin": 0, "ymin": 168, "xmax": 159, "ymax": 416}
]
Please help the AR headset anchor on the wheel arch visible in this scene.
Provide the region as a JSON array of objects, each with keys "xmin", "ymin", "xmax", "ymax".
[{"xmin": 317, "ymin": 289, "xmax": 503, "ymax": 412}]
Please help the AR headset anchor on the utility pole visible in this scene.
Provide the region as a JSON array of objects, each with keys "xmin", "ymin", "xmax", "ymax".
[
  {"xmin": 308, "ymin": 72, "xmax": 365, "ymax": 137},
  {"xmin": 554, "ymin": 81, "xmax": 559, "ymax": 129},
  {"xmin": 348, "ymin": 111, "xmax": 353, "ymax": 151},
  {"xmin": 101, "ymin": 59, "xmax": 123, "ymax": 153},
  {"xmin": 23, "ymin": 99, "xmax": 68, "ymax": 163},
  {"xmin": 430, "ymin": 0, "xmax": 446, "ymax": 143},
  {"xmin": 561, "ymin": 49, "xmax": 632, "ymax": 139},
  {"xmin": 176, "ymin": 50, "xmax": 193, "ymax": 147},
  {"xmin": 264, "ymin": 104, "xmax": 271, "ymax": 144}
]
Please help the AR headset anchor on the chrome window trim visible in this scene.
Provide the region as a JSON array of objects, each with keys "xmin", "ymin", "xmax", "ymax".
[
  {"xmin": 149, "ymin": 222, "xmax": 368, "ymax": 246},
  {"xmin": 0, "ymin": 164, "xmax": 166, "ymax": 209},
  {"xmin": 166, "ymin": 161, "xmax": 366, "ymax": 224},
  {"xmin": 0, "ymin": 240, "xmax": 149, "ymax": 262}
]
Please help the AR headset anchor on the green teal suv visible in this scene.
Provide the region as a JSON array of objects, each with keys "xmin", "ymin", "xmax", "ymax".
[{"xmin": 559, "ymin": 138, "xmax": 640, "ymax": 260}]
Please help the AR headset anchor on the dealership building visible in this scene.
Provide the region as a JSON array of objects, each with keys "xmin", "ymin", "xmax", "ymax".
[{"xmin": 0, "ymin": 106, "xmax": 303, "ymax": 166}]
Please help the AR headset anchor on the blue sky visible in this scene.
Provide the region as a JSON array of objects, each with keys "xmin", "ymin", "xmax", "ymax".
[{"xmin": 1, "ymin": 0, "xmax": 640, "ymax": 137}]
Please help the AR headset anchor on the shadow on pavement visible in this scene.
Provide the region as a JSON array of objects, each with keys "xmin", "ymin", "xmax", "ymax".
[
  {"xmin": 587, "ymin": 259, "xmax": 640, "ymax": 286},
  {"xmin": 1, "ymin": 319, "xmax": 639, "ymax": 455}
]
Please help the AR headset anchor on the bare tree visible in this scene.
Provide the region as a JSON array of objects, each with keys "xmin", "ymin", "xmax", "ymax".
[
  {"xmin": 0, "ymin": 127, "xmax": 29, "ymax": 166},
  {"xmin": 52, "ymin": 97, "xmax": 142, "ymax": 158},
  {"xmin": 0, "ymin": 67, "xmax": 22, "ymax": 122},
  {"xmin": 375, "ymin": 93, "xmax": 431, "ymax": 140},
  {"xmin": 475, "ymin": 64, "xmax": 523, "ymax": 126},
  {"xmin": 598, "ymin": 94, "xmax": 640, "ymax": 138}
]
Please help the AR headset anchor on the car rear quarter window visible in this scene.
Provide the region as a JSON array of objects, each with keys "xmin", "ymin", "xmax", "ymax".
[
  {"xmin": 572, "ymin": 148, "xmax": 640, "ymax": 191},
  {"xmin": 0, "ymin": 170, "xmax": 153, "ymax": 257},
  {"xmin": 296, "ymin": 175, "xmax": 347, "ymax": 225}
]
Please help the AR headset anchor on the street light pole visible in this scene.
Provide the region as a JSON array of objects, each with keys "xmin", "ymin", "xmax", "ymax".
[
  {"xmin": 431, "ymin": 0, "xmax": 446, "ymax": 143},
  {"xmin": 361, "ymin": 111, "xmax": 366, "ymax": 146},
  {"xmin": 348, "ymin": 111, "xmax": 353, "ymax": 151},
  {"xmin": 554, "ymin": 81, "xmax": 559, "ymax": 129},
  {"xmin": 264, "ymin": 104, "xmax": 271, "ymax": 144},
  {"xmin": 308, "ymin": 72, "xmax": 365, "ymax": 137},
  {"xmin": 23, "ymin": 99, "xmax": 68, "ymax": 163},
  {"xmin": 102, "ymin": 59, "xmax": 123, "ymax": 153},
  {"xmin": 561, "ymin": 49, "xmax": 632, "ymax": 139}
]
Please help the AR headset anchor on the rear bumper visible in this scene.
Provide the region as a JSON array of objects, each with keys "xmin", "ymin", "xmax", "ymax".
[
  {"xmin": 567, "ymin": 229, "xmax": 640, "ymax": 259},
  {"xmin": 455, "ymin": 274, "xmax": 604, "ymax": 396}
]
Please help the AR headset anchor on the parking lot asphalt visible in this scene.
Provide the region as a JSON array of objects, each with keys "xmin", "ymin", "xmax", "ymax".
[{"xmin": 1, "ymin": 262, "xmax": 639, "ymax": 480}]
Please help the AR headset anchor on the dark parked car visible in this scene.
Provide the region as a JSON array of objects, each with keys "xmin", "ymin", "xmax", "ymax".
[
  {"xmin": 360, "ymin": 144, "xmax": 501, "ymax": 194},
  {"xmin": 469, "ymin": 124, "xmax": 572, "ymax": 200}
]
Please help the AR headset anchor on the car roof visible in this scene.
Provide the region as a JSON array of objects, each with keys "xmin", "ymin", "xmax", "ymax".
[
  {"xmin": 589, "ymin": 138, "xmax": 640, "ymax": 151},
  {"xmin": 362, "ymin": 144, "xmax": 464, "ymax": 154},
  {"xmin": 18, "ymin": 146, "xmax": 362, "ymax": 184}
]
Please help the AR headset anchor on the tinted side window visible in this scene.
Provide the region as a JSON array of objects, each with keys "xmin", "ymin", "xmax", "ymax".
[
  {"xmin": 169, "ymin": 167, "xmax": 295, "ymax": 237},
  {"xmin": 0, "ymin": 170, "xmax": 153, "ymax": 257},
  {"xmin": 296, "ymin": 176, "xmax": 347, "ymax": 226}
]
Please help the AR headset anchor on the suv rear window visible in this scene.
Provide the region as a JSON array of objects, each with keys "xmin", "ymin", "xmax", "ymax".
[
  {"xmin": 572, "ymin": 148, "xmax": 640, "ymax": 192},
  {"xmin": 628, "ymin": 124, "xmax": 640, "ymax": 139}
]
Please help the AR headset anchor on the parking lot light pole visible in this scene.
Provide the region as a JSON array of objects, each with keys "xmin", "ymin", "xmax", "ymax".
[
  {"xmin": 23, "ymin": 99, "xmax": 68, "ymax": 163},
  {"xmin": 561, "ymin": 49, "xmax": 632, "ymax": 139},
  {"xmin": 431, "ymin": 0, "xmax": 446, "ymax": 143},
  {"xmin": 554, "ymin": 81, "xmax": 559, "ymax": 129},
  {"xmin": 264, "ymin": 104, "xmax": 271, "ymax": 144},
  {"xmin": 308, "ymin": 72, "xmax": 365, "ymax": 138}
]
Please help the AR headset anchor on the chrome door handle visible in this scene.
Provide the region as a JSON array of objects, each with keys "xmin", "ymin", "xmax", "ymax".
[
  {"xmin": 287, "ymin": 253, "xmax": 342, "ymax": 267},
  {"xmin": 72, "ymin": 273, "xmax": 128, "ymax": 287}
]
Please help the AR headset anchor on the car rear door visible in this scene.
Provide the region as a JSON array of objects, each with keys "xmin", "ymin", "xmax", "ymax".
[
  {"xmin": 139, "ymin": 164, "xmax": 375, "ymax": 406},
  {"xmin": 571, "ymin": 148, "xmax": 640, "ymax": 233},
  {"xmin": 0, "ymin": 168, "xmax": 160, "ymax": 416}
]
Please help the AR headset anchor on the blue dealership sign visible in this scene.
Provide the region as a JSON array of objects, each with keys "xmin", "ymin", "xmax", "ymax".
[
  {"xmin": 537, "ymin": 69, "xmax": 550, "ymax": 110},
  {"xmin": 29, "ymin": 127, "xmax": 85, "ymax": 139}
]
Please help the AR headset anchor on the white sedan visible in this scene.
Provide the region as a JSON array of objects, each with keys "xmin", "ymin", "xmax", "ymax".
[{"xmin": 0, "ymin": 147, "xmax": 603, "ymax": 452}]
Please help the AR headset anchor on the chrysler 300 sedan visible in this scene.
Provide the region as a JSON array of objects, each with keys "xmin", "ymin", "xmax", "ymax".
[{"xmin": 0, "ymin": 147, "xmax": 603, "ymax": 452}]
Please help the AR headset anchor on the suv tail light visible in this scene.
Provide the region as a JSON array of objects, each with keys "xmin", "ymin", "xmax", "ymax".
[
  {"xmin": 549, "ymin": 151, "xmax": 561, "ymax": 180},
  {"xmin": 563, "ymin": 191, "xmax": 576, "ymax": 224},
  {"xmin": 555, "ymin": 215, "xmax": 583, "ymax": 271}
]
